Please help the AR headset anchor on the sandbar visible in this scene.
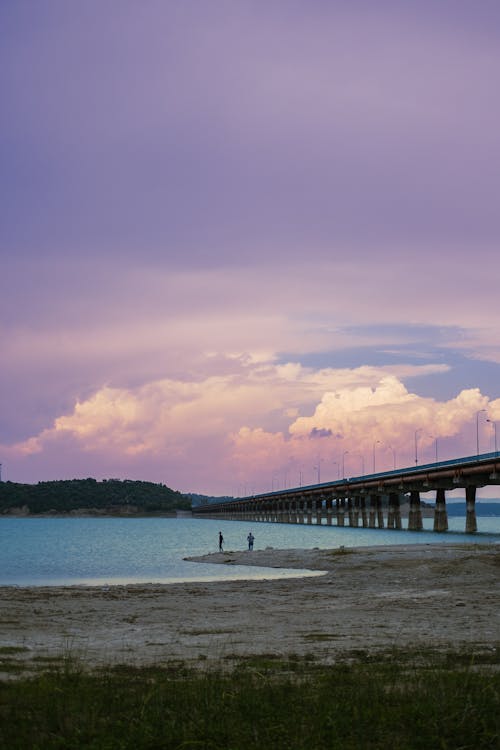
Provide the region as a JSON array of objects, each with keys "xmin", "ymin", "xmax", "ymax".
[{"xmin": 0, "ymin": 544, "xmax": 498, "ymax": 672}]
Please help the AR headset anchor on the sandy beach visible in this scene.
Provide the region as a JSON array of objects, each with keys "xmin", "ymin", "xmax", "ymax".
[{"xmin": 1, "ymin": 544, "xmax": 499, "ymax": 672}]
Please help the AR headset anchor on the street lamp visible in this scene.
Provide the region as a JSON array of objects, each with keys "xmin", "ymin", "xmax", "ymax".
[
  {"xmin": 342, "ymin": 450, "xmax": 349, "ymax": 479},
  {"xmin": 332, "ymin": 460, "xmax": 340, "ymax": 479},
  {"xmin": 414, "ymin": 428, "xmax": 423, "ymax": 466},
  {"xmin": 313, "ymin": 459, "xmax": 323, "ymax": 484},
  {"xmin": 428, "ymin": 435, "xmax": 438, "ymax": 463},
  {"xmin": 486, "ymin": 419, "xmax": 498, "ymax": 454},
  {"xmin": 476, "ymin": 409, "xmax": 487, "ymax": 455},
  {"xmin": 387, "ymin": 445, "xmax": 396, "ymax": 470},
  {"xmin": 356, "ymin": 454, "xmax": 365, "ymax": 475},
  {"xmin": 372, "ymin": 440, "xmax": 381, "ymax": 472}
]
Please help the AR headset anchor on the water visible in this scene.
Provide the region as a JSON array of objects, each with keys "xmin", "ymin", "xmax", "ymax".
[{"xmin": 0, "ymin": 514, "xmax": 499, "ymax": 587}]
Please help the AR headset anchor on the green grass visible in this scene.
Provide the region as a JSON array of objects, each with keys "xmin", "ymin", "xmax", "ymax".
[{"xmin": 0, "ymin": 650, "xmax": 499, "ymax": 749}]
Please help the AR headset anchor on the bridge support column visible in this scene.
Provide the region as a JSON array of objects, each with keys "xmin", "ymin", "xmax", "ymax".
[
  {"xmin": 354, "ymin": 496, "xmax": 361, "ymax": 526},
  {"xmin": 465, "ymin": 485, "xmax": 477, "ymax": 533},
  {"xmin": 326, "ymin": 496, "xmax": 333, "ymax": 525},
  {"xmin": 433, "ymin": 488, "xmax": 448, "ymax": 532},
  {"xmin": 347, "ymin": 497, "xmax": 355, "ymax": 526},
  {"xmin": 369, "ymin": 495, "xmax": 377, "ymax": 528},
  {"xmin": 387, "ymin": 493, "xmax": 402, "ymax": 529},
  {"xmin": 369, "ymin": 495, "xmax": 384, "ymax": 528},
  {"xmin": 408, "ymin": 491, "xmax": 423, "ymax": 531},
  {"xmin": 377, "ymin": 496, "xmax": 385, "ymax": 528},
  {"xmin": 337, "ymin": 498, "xmax": 345, "ymax": 526},
  {"xmin": 360, "ymin": 495, "xmax": 368, "ymax": 527},
  {"xmin": 299, "ymin": 497, "xmax": 306, "ymax": 524},
  {"xmin": 316, "ymin": 497, "xmax": 323, "ymax": 525}
]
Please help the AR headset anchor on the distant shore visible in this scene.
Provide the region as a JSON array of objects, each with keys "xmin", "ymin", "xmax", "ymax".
[
  {"xmin": 0, "ymin": 508, "xmax": 191, "ymax": 518},
  {"xmin": 0, "ymin": 543, "xmax": 498, "ymax": 674}
]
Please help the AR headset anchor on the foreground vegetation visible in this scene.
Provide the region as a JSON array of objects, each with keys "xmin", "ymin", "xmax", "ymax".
[
  {"xmin": 0, "ymin": 478, "xmax": 191, "ymax": 515},
  {"xmin": 0, "ymin": 649, "xmax": 499, "ymax": 749}
]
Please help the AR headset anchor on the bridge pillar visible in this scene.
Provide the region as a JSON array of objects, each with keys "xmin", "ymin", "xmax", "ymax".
[
  {"xmin": 316, "ymin": 497, "xmax": 323, "ymax": 525},
  {"xmin": 348, "ymin": 496, "xmax": 359, "ymax": 526},
  {"xmin": 369, "ymin": 495, "xmax": 377, "ymax": 527},
  {"xmin": 377, "ymin": 496, "xmax": 385, "ymax": 528},
  {"xmin": 465, "ymin": 485, "xmax": 477, "ymax": 533},
  {"xmin": 369, "ymin": 494, "xmax": 384, "ymax": 528},
  {"xmin": 360, "ymin": 494, "xmax": 368, "ymax": 527},
  {"xmin": 433, "ymin": 488, "xmax": 448, "ymax": 532},
  {"xmin": 347, "ymin": 497, "xmax": 354, "ymax": 526},
  {"xmin": 299, "ymin": 496, "xmax": 306, "ymax": 524},
  {"xmin": 387, "ymin": 493, "xmax": 402, "ymax": 529},
  {"xmin": 337, "ymin": 498, "xmax": 345, "ymax": 526},
  {"xmin": 326, "ymin": 496, "xmax": 333, "ymax": 525},
  {"xmin": 408, "ymin": 491, "xmax": 423, "ymax": 531}
]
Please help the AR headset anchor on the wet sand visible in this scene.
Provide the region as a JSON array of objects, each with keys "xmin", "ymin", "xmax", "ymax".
[{"xmin": 0, "ymin": 544, "xmax": 499, "ymax": 671}]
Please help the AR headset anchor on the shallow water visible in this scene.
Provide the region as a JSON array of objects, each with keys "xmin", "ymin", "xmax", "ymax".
[{"xmin": 0, "ymin": 514, "xmax": 498, "ymax": 586}]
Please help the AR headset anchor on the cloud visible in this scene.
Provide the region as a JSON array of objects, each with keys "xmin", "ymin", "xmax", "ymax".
[
  {"xmin": 5, "ymin": 363, "xmax": 500, "ymax": 494},
  {"xmin": 2, "ymin": 3, "xmax": 500, "ymax": 494},
  {"xmin": 309, "ymin": 427, "xmax": 333, "ymax": 439}
]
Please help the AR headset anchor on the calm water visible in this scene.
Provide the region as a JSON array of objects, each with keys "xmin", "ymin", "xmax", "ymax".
[{"xmin": 0, "ymin": 515, "xmax": 499, "ymax": 587}]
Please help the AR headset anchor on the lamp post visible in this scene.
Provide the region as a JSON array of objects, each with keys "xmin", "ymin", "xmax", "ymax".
[
  {"xmin": 388, "ymin": 445, "xmax": 396, "ymax": 470},
  {"xmin": 428, "ymin": 435, "xmax": 438, "ymax": 463},
  {"xmin": 313, "ymin": 459, "xmax": 323, "ymax": 485},
  {"xmin": 332, "ymin": 460, "xmax": 340, "ymax": 479},
  {"xmin": 414, "ymin": 428, "xmax": 423, "ymax": 466},
  {"xmin": 476, "ymin": 409, "xmax": 487, "ymax": 455},
  {"xmin": 356, "ymin": 454, "xmax": 365, "ymax": 475},
  {"xmin": 342, "ymin": 450, "xmax": 349, "ymax": 479},
  {"xmin": 372, "ymin": 440, "xmax": 381, "ymax": 472},
  {"xmin": 486, "ymin": 419, "xmax": 498, "ymax": 454}
]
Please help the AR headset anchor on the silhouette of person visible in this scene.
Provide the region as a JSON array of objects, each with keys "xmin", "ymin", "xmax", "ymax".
[
  {"xmin": 247, "ymin": 532, "xmax": 254, "ymax": 551},
  {"xmin": 219, "ymin": 531, "xmax": 224, "ymax": 552}
]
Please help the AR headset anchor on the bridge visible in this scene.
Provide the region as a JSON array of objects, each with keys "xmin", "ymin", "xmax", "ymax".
[{"xmin": 193, "ymin": 452, "xmax": 500, "ymax": 533}]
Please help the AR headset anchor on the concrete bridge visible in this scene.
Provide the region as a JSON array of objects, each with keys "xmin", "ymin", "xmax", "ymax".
[{"xmin": 193, "ymin": 452, "xmax": 500, "ymax": 533}]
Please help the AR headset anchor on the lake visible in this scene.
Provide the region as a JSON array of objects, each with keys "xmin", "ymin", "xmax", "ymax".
[{"xmin": 0, "ymin": 514, "xmax": 499, "ymax": 586}]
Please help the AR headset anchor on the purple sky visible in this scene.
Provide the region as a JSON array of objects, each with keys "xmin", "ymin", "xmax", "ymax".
[{"xmin": 2, "ymin": 1, "xmax": 500, "ymax": 495}]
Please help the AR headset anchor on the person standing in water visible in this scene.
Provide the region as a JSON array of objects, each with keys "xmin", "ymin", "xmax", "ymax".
[
  {"xmin": 247, "ymin": 531, "xmax": 254, "ymax": 551},
  {"xmin": 219, "ymin": 531, "xmax": 224, "ymax": 552}
]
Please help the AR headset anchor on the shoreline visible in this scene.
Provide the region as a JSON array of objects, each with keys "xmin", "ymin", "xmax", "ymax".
[{"xmin": 1, "ymin": 543, "xmax": 499, "ymax": 672}]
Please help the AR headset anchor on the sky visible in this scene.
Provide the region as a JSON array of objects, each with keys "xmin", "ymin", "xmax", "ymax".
[{"xmin": 1, "ymin": 1, "xmax": 500, "ymax": 496}]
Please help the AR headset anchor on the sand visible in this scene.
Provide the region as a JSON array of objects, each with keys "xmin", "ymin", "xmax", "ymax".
[{"xmin": 1, "ymin": 544, "xmax": 499, "ymax": 672}]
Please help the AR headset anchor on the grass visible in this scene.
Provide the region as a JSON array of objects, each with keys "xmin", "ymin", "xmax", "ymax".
[{"xmin": 0, "ymin": 649, "xmax": 499, "ymax": 749}]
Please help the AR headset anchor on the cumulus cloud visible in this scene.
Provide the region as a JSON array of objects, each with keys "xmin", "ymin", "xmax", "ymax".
[{"xmin": 6, "ymin": 363, "xmax": 500, "ymax": 494}]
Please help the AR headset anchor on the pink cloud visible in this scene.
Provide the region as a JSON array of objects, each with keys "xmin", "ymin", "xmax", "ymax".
[{"xmin": 5, "ymin": 365, "xmax": 500, "ymax": 495}]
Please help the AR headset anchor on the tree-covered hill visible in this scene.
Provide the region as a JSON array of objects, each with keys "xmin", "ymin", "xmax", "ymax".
[{"xmin": 0, "ymin": 478, "xmax": 192, "ymax": 515}]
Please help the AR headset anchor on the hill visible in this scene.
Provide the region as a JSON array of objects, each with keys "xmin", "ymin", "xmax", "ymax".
[{"xmin": 0, "ymin": 478, "xmax": 192, "ymax": 516}]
